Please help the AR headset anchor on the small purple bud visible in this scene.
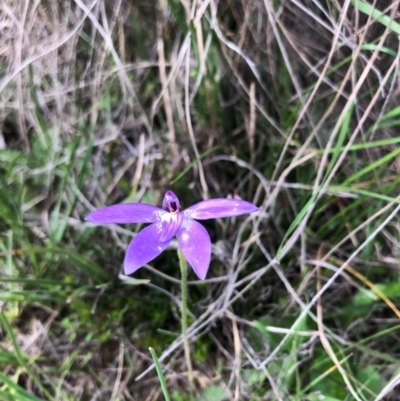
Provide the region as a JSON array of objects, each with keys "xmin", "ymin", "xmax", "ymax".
[{"xmin": 162, "ymin": 190, "xmax": 181, "ymax": 213}]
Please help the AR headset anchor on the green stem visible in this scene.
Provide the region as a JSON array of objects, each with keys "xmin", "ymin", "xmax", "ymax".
[{"xmin": 178, "ymin": 248, "xmax": 193, "ymax": 383}]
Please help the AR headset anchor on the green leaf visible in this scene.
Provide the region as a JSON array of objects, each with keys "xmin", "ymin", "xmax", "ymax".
[
  {"xmin": 353, "ymin": 281, "xmax": 400, "ymax": 306},
  {"xmin": 356, "ymin": 366, "xmax": 382, "ymax": 396},
  {"xmin": 304, "ymin": 351, "xmax": 352, "ymax": 399},
  {"xmin": 195, "ymin": 385, "xmax": 226, "ymax": 401},
  {"xmin": 119, "ymin": 276, "xmax": 150, "ymax": 285},
  {"xmin": 242, "ymin": 369, "xmax": 265, "ymax": 387}
]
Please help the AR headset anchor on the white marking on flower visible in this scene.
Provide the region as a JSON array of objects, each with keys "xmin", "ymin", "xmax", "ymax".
[
  {"xmin": 183, "ymin": 210, "xmax": 193, "ymax": 218},
  {"xmin": 161, "ymin": 213, "xmax": 172, "ymax": 223},
  {"xmin": 155, "ymin": 210, "xmax": 167, "ymax": 220},
  {"xmin": 161, "ymin": 212, "xmax": 182, "ymax": 223}
]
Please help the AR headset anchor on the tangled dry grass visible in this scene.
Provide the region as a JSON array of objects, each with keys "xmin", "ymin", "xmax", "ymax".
[{"xmin": 1, "ymin": 0, "xmax": 400, "ymax": 400}]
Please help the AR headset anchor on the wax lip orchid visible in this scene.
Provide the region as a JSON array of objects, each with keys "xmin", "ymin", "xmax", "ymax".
[{"xmin": 85, "ymin": 191, "xmax": 258, "ymax": 280}]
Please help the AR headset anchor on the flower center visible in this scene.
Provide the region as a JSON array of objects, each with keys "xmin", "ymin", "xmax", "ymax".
[
  {"xmin": 162, "ymin": 190, "xmax": 182, "ymax": 214},
  {"xmin": 170, "ymin": 201, "xmax": 178, "ymax": 213}
]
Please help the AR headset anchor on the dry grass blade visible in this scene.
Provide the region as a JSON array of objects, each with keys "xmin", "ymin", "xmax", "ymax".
[{"xmin": 316, "ymin": 245, "xmax": 363, "ymax": 401}]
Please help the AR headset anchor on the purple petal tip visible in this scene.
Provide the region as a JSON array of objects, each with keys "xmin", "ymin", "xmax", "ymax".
[
  {"xmin": 184, "ymin": 198, "xmax": 259, "ymax": 220},
  {"xmin": 84, "ymin": 203, "xmax": 162, "ymax": 224}
]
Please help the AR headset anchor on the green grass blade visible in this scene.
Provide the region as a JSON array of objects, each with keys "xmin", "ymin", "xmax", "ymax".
[
  {"xmin": 149, "ymin": 347, "xmax": 171, "ymax": 401},
  {"xmin": 171, "ymin": 146, "xmax": 220, "ymax": 184},
  {"xmin": 351, "ymin": 0, "xmax": 400, "ymax": 34},
  {"xmin": 329, "ymin": 185, "xmax": 400, "ymax": 204},
  {"xmin": 342, "ymin": 147, "xmax": 400, "ymax": 186},
  {"xmin": 324, "ymin": 102, "xmax": 354, "ymax": 180},
  {"xmin": 277, "ymin": 193, "xmax": 317, "ymax": 260},
  {"xmin": 0, "ymin": 313, "xmax": 54, "ymax": 401},
  {"xmin": 278, "ymin": 104, "xmax": 353, "ymax": 260},
  {"xmin": 0, "ymin": 372, "xmax": 47, "ymax": 401},
  {"xmin": 380, "ymin": 105, "xmax": 400, "ymax": 121},
  {"xmin": 7, "ymin": 246, "xmax": 109, "ymax": 282},
  {"xmin": 302, "ymin": 136, "xmax": 400, "ymax": 155}
]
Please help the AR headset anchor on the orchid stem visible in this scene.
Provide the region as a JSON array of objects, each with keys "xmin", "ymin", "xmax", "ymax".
[{"xmin": 178, "ymin": 248, "xmax": 194, "ymax": 383}]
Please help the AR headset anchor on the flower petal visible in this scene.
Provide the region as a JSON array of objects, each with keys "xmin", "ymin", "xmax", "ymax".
[
  {"xmin": 177, "ymin": 219, "xmax": 211, "ymax": 280},
  {"xmin": 85, "ymin": 203, "xmax": 164, "ymax": 224},
  {"xmin": 124, "ymin": 223, "xmax": 170, "ymax": 275},
  {"xmin": 159, "ymin": 212, "xmax": 184, "ymax": 242},
  {"xmin": 184, "ymin": 198, "xmax": 258, "ymax": 220}
]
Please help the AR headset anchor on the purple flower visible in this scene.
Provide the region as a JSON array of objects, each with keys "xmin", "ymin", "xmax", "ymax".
[{"xmin": 85, "ymin": 191, "xmax": 258, "ymax": 280}]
